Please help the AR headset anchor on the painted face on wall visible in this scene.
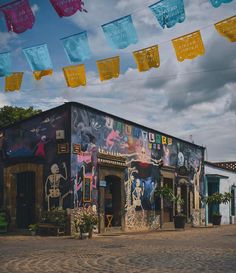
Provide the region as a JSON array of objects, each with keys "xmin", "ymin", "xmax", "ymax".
[{"xmin": 178, "ymin": 152, "xmax": 185, "ymax": 166}]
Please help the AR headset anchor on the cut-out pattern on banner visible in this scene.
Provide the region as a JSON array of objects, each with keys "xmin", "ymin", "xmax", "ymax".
[
  {"xmin": 0, "ymin": 52, "xmax": 11, "ymax": 77},
  {"xmin": 149, "ymin": 0, "xmax": 185, "ymax": 29},
  {"xmin": 33, "ymin": 69, "xmax": 53, "ymax": 80},
  {"xmin": 215, "ymin": 15, "xmax": 236, "ymax": 42},
  {"xmin": 96, "ymin": 56, "xmax": 120, "ymax": 81},
  {"xmin": 23, "ymin": 44, "xmax": 53, "ymax": 71},
  {"xmin": 5, "ymin": 72, "xmax": 23, "ymax": 91},
  {"xmin": 172, "ymin": 31, "xmax": 205, "ymax": 62},
  {"xmin": 209, "ymin": 0, "xmax": 233, "ymax": 8},
  {"xmin": 63, "ymin": 64, "xmax": 86, "ymax": 87},
  {"xmin": 102, "ymin": 15, "xmax": 138, "ymax": 49},
  {"xmin": 133, "ymin": 45, "xmax": 160, "ymax": 72},
  {"xmin": 61, "ymin": 32, "xmax": 91, "ymax": 63},
  {"xmin": 50, "ymin": 0, "xmax": 87, "ymax": 17},
  {"xmin": 1, "ymin": 0, "xmax": 35, "ymax": 34}
]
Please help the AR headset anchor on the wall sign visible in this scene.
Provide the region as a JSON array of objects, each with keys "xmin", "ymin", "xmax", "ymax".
[
  {"xmin": 57, "ymin": 143, "xmax": 69, "ymax": 154},
  {"xmin": 99, "ymin": 180, "xmax": 107, "ymax": 187},
  {"xmin": 83, "ymin": 177, "xmax": 91, "ymax": 202}
]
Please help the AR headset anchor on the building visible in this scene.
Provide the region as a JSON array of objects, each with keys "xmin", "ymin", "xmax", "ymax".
[
  {"xmin": 0, "ymin": 102, "xmax": 205, "ymax": 233},
  {"xmin": 204, "ymin": 161, "xmax": 236, "ymax": 225}
]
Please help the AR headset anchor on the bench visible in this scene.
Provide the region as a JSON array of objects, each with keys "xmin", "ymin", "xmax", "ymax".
[
  {"xmin": 38, "ymin": 210, "xmax": 68, "ymax": 236},
  {"xmin": 37, "ymin": 223, "xmax": 65, "ymax": 236}
]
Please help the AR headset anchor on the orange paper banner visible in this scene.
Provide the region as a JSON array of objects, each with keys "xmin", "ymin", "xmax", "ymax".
[
  {"xmin": 63, "ymin": 64, "xmax": 86, "ymax": 88},
  {"xmin": 33, "ymin": 69, "xmax": 53, "ymax": 80},
  {"xmin": 172, "ymin": 31, "xmax": 205, "ymax": 62},
  {"xmin": 133, "ymin": 45, "xmax": 160, "ymax": 72},
  {"xmin": 96, "ymin": 56, "xmax": 120, "ymax": 81},
  {"xmin": 5, "ymin": 72, "xmax": 23, "ymax": 91},
  {"xmin": 215, "ymin": 15, "xmax": 236, "ymax": 42}
]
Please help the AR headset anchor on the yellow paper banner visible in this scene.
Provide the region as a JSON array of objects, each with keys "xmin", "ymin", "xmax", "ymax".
[
  {"xmin": 5, "ymin": 72, "xmax": 24, "ymax": 92},
  {"xmin": 96, "ymin": 56, "xmax": 120, "ymax": 81},
  {"xmin": 172, "ymin": 31, "xmax": 205, "ymax": 62},
  {"xmin": 215, "ymin": 16, "xmax": 236, "ymax": 42},
  {"xmin": 133, "ymin": 45, "xmax": 160, "ymax": 72},
  {"xmin": 33, "ymin": 69, "xmax": 53, "ymax": 80},
  {"xmin": 63, "ymin": 64, "xmax": 86, "ymax": 88}
]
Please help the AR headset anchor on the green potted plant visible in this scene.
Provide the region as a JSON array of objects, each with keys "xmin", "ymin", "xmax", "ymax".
[
  {"xmin": 205, "ymin": 192, "xmax": 232, "ymax": 225},
  {"xmin": 28, "ymin": 224, "xmax": 38, "ymax": 235},
  {"xmin": 72, "ymin": 206, "xmax": 98, "ymax": 239},
  {"xmin": 155, "ymin": 185, "xmax": 185, "ymax": 229}
]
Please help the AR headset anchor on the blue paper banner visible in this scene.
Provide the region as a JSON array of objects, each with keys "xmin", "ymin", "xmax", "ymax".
[
  {"xmin": 102, "ymin": 15, "xmax": 138, "ymax": 49},
  {"xmin": 209, "ymin": 0, "xmax": 233, "ymax": 8},
  {"xmin": 149, "ymin": 0, "xmax": 185, "ymax": 29},
  {"xmin": 0, "ymin": 52, "xmax": 11, "ymax": 77},
  {"xmin": 61, "ymin": 31, "xmax": 92, "ymax": 63},
  {"xmin": 23, "ymin": 44, "xmax": 53, "ymax": 71}
]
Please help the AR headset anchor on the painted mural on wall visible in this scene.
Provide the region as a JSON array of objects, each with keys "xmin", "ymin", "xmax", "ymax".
[
  {"xmin": 71, "ymin": 105, "xmax": 204, "ymax": 228},
  {"xmin": 1, "ymin": 108, "xmax": 72, "ymax": 211}
]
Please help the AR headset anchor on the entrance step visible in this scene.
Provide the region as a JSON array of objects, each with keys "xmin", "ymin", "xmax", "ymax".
[
  {"xmin": 162, "ymin": 222, "xmax": 175, "ymax": 230},
  {"xmin": 104, "ymin": 226, "xmax": 122, "ymax": 234}
]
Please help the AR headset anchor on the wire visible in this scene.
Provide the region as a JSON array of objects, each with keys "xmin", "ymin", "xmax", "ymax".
[{"xmin": 5, "ymin": 64, "xmax": 236, "ymax": 93}]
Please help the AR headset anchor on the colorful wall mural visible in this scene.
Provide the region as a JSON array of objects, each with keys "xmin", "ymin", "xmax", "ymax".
[
  {"xmin": 71, "ymin": 104, "xmax": 204, "ymax": 229},
  {"xmin": 0, "ymin": 105, "xmax": 72, "ymax": 211},
  {"xmin": 0, "ymin": 102, "xmax": 204, "ymax": 230}
]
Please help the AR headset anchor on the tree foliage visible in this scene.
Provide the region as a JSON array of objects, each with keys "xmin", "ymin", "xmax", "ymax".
[{"xmin": 0, "ymin": 106, "xmax": 42, "ymax": 128}]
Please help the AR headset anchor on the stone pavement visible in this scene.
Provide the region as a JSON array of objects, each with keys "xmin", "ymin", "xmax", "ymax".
[{"xmin": 0, "ymin": 225, "xmax": 235, "ymax": 273}]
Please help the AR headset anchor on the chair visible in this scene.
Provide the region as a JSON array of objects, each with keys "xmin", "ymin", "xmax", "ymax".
[{"xmin": 0, "ymin": 212, "xmax": 8, "ymax": 233}]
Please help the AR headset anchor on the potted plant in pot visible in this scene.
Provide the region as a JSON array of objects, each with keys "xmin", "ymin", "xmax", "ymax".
[
  {"xmin": 205, "ymin": 192, "xmax": 232, "ymax": 226},
  {"xmin": 28, "ymin": 224, "xmax": 38, "ymax": 235},
  {"xmin": 72, "ymin": 205, "xmax": 98, "ymax": 239},
  {"xmin": 155, "ymin": 185, "xmax": 185, "ymax": 229}
]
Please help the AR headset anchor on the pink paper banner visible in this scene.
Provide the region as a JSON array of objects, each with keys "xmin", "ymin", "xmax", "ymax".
[
  {"xmin": 50, "ymin": 0, "xmax": 87, "ymax": 17},
  {"xmin": 1, "ymin": 0, "xmax": 35, "ymax": 34}
]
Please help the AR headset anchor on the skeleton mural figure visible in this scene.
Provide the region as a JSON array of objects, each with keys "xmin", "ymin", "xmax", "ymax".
[
  {"xmin": 132, "ymin": 178, "xmax": 144, "ymax": 211},
  {"xmin": 45, "ymin": 162, "xmax": 70, "ymax": 211},
  {"xmin": 193, "ymin": 162, "xmax": 202, "ymax": 210},
  {"xmin": 125, "ymin": 167, "xmax": 138, "ymax": 209}
]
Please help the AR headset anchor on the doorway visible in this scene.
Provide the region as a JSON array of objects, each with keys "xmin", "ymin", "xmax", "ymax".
[
  {"xmin": 16, "ymin": 172, "xmax": 36, "ymax": 229},
  {"xmin": 163, "ymin": 178, "xmax": 174, "ymax": 222},
  {"xmin": 104, "ymin": 175, "xmax": 121, "ymax": 227}
]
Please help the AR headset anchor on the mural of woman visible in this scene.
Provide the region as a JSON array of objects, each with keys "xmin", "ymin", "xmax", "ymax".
[{"xmin": 35, "ymin": 135, "xmax": 49, "ymax": 157}]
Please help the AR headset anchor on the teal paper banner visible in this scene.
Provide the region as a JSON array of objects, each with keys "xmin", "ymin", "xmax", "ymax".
[
  {"xmin": 23, "ymin": 44, "xmax": 53, "ymax": 71},
  {"xmin": 209, "ymin": 0, "xmax": 233, "ymax": 8},
  {"xmin": 149, "ymin": 0, "xmax": 185, "ymax": 29},
  {"xmin": 102, "ymin": 15, "xmax": 138, "ymax": 49},
  {"xmin": 61, "ymin": 31, "xmax": 92, "ymax": 63},
  {"xmin": 0, "ymin": 52, "xmax": 11, "ymax": 77}
]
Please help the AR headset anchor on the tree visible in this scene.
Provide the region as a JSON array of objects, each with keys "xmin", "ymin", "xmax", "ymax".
[{"xmin": 0, "ymin": 106, "xmax": 42, "ymax": 128}]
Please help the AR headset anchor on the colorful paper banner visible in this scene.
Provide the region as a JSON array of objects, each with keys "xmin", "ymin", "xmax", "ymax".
[
  {"xmin": 149, "ymin": 0, "xmax": 185, "ymax": 29},
  {"xmin": 1, "ymin": 0, "xmax": 35, "ymax": 34},
  {"xmin": 33, "ymin": 69, "xmax": 53, "ymax": 80},
  {"xmin": 209, "ymin": 0, "xmax": 233, "ymax": 8},
  {"xmin": 5, "ymin": 72, "xmax": 23, "ymax": 91},
  {"xmin": 50, "ymin": 0, "xmax": 87, "ymax": 17},
  {"xmin": 96, "ymin": 56, "xmax": 120, "ymax": 81},
  {"xmin": 102, "ymin": 15, "xmax": 138, "ymax": 49},
  {"xmin": 23, "ymin": 44, "xmax": 53, "ymax": 71},
  {"xmin": 63, "ymin": 64, "xmax": 86, "ymax": 87},
  {"xmin": 172, "ymin": 31, "xmax": 205, "ymax": 62},
  {"xmin": 0, "ymin": 52, "xmax": 11, "ymax": 77},
  {"xmin": 133, "ymin": 45, "xmax": 160, "ymax": 72},
  {"xmin": 215, "ymin": 15, "xmax": 236, "ymax": 42},
  {"xmin": 61, "ymin": 32, "xmax": 91, "ymax": 63}
]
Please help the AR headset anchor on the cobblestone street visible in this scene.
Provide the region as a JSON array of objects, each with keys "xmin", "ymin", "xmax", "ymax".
[{"xmin": 0, "ymin": 225, "xmax": 235, "ymax": 273}]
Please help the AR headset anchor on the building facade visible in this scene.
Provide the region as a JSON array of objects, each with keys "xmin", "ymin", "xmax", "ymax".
[
  {"xmin": 0, "ymin": 102, "xmax": 205, "ymax": 232},
  {"xmin": 205, "ymin": 162, "xmax": 236, "ymax": 225}
]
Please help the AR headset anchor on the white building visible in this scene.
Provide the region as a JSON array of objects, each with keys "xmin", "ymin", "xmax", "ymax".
[{"xmin": 204, "ymin": 161, "xmax": 236, "ymax": 225}]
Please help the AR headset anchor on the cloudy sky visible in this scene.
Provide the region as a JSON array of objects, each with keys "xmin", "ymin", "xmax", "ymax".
[{"xmin": 0, "ymin": 0, "xmax": 235, "ymax": 162}]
